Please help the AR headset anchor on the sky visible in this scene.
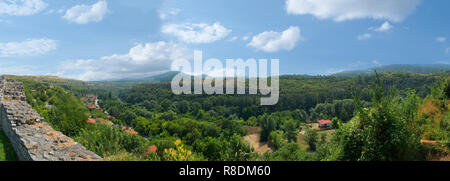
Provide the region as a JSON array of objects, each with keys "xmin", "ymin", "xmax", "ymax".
[{"xmin": 0, "ymin": 0, "xmax": 449, "ymax": 81}]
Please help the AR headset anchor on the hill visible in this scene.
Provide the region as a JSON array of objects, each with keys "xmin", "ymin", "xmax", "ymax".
[
  {"xmin": 333, "ymin": 64, "xmax": 450, "ymax": 76},
  {"xmin": 5, "ymin": 71, "xmax": 449, "ymax": 161}
]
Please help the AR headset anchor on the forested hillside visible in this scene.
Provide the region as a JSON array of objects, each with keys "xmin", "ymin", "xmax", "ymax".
[
  {"xmin": 7, "ymin": 71, "xmax": 449, "ymax": 161},
  {"xmin": 333, "ymin": 65, "xmax": 450, "ymax": 76},
  {"xmin": 119, "ymin": 72, "xmax": 440, "ymax": 121}
]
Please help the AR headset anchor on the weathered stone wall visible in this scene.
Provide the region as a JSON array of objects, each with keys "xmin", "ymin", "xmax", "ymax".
[{"xmin": 0, "ymin": 76, "xmax": 102, "ymax": 161}]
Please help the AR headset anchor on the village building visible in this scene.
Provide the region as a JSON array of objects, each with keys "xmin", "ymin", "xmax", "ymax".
[{"xmin": 318, "ymin": 120, "xmax": 332, "ymax": 128}]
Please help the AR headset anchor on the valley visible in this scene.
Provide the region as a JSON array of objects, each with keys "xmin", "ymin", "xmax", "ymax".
[{"xmin": 2, "ymin": 68, "xmax": 448, "ymax": 161}]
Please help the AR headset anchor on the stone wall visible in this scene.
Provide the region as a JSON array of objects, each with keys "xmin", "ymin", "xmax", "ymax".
[{"xmin": 0, "ymin": 76, "xmax": 102, "ymax": 161}]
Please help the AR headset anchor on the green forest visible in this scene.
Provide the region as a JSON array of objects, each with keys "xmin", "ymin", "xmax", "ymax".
[{"xmin": 4, "ymin": 71, "xmax": 449, "ymax": 161}]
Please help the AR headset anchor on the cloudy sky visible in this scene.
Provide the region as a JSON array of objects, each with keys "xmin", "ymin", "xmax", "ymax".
[{"xmin": 0, "ymin": 0, "xmax": 449, "ymax": 80}]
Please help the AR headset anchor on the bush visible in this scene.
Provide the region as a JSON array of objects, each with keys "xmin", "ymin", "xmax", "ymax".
[
  {"xmin": 268, "ymin": 131, "xmax": 286, "ymax": 150},
  {"xmin": 305, "ymin": 129, "xmax": 318, "ymax": 151},
  {"xmin": 269, "ymin": 143, "xmax": 312, "ymax": 161},
  {"xmin": 75, "ymin": 124, "xmax": 149, "ymax": 157}
]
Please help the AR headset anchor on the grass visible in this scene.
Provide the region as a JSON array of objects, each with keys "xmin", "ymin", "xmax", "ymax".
[
  {"xmin": 0, "ymin": 130, "xmax": 18, "ymax": 161},
  {"xmin": 297, "ymin": 133, "xmax": 310, "ymax": 150}
]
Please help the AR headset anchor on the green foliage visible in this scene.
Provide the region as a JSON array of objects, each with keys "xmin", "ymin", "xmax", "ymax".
[
  {"xmin": 331, "ymin": 117, "xmax": 341, "ymax": 129},
  {"xmin": 266, "ymin": 143, "xmax": 313, "ymax": 161},
  {"xmin": 119, "ymin": 73, "xmax": 439, "ymax": 122},
  {"xmin": 8, "ymin": 72, "xmax": 448, "ymax": 161},
  {"xmin": 104, "ymin": 152, "xmax": 144, "ymax": 161},
  {"xmin": 417, "ymin": 77, "xmax": 450, "ymax": 156},
  {"xmin": 18, "ymin": 78, "xmax": 89, "ymax": 137},
  {"xmin": 0, "ymin": 130, "xmax": 18, "ymax": 161},
  {"xmin": 305, "ymin": 129, "xmax": 318, "ymax": 151},
  {"xmin": 309, "ymin": 99, "xmax": 367, "ymax": 123},
  {"xmin": 268, "ymin": 130, "xmax": 287, "ymax": 150},
  {"xmin": 75, "ymin": 123, "xmax": 149, "ymax": 157},
  {"xmin": 292, "ymin": 109, "xmax": 308, "ymax": 122},
  {"xmin": 192, "ymin": 135, "xmax": 255, "ymax": 161},
  {"xmin": 13, "ymin": 76, "xmax": 152, "ymax": 160},
  {"xmin": 333, "ymin": 65, "xmax": 450, "ymax": 77},
  {"xmin": 259, "ymin": 114, "xmax": 279, "ymax": 142},
  {"xmin": 281, "ymin": 119, "xmax": 298, "ymax": 142},
  {"xmin": 324, "ymin": 73, "xmax": 423, "ymax": 161}
]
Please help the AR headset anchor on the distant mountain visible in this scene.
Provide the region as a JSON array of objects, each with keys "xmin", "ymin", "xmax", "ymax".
[
  {"xmin": 139, "ymin": 71, "xmax": 184, "ymax": 82},
  {"xmin": 110, "ymin": 71, "xmax": 207, "ymax": 83},
  {"xmin": 332, "ymin": 64, "xmax": 450, "ymax": 76},
  {"xmin": 106, "ymin": 71, "xmax": 183, "ymax": 83},
  {"xmin": 94, "ymin": 64, "xmax": 450, "ymax": 83}
]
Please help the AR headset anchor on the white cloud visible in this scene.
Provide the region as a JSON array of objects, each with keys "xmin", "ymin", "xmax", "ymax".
[
  {"xmin": 446, "ymin": 47, "xmax": 450, "ymax": 54},
  {"xmin": 0, "ymin": 0, "xmax": 46, "ymax": 16},
  {"xmin": 158, "ymin": 8, "xmax": 180, "ymax": 20},
  {"xmin": 242, "ymin": 36, "xmax": 250, "ymax": 41},
  {"xmin": 0, "ymin": 63, "xmax": 39, "ymax": 75},
  {"xmin": 286, "ymin": 0, "xmax": 421, "ymax": 22},
  {"xmin": 436, "ymin": 37, "xmax": 447, "ymax": 43},
  {"xmin": 227, "ymin": 36, "xmax": 238, "ymax": 42},
  {"xmin": 45, "ymin": 9, "xmax": 53, "ymax": 14},
  {"xmin": 357, "ymin": 33, "xmax": 372, "ymax": 40},
  {"xmin": 62, "ymin": 0, "xmax": 108, "ymax": 24},
  {"xmin": 162, "ymin": 22, "xmax": 231, "ymax": 44},
  {"xmin": 0, "ymin": 19, "xmax": 11, "ymax": 23},
  {"xmin": 372, "ymin": 60, "xmax": 381, "ymax": 66},
  {"xmin": 372, "ymin": 21, "xmax": 393, "ymax": 32},
  {"xmin": 247, "ymin": 26, "xmax": 301, "ymax": 52},
  {"xmin": 0, "ymin": 38, "xmax": 57, "ymax": 57},
  {"xmin": 61, "ymin": 41, "xmax": 189, "ymax": 81},
  {"xmin": 0, "ymin": 61, "xmax": 66, "ymax": 76}
]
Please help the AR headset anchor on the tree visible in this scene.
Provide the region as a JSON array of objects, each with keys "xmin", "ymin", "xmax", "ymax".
[
  {"xmin": 160, "ymin": 99, "xmax": 172, "ymax": 110},
  {"xmin": 269, "ymin": 143, "xmax": 312, "ymax": 161},
  {"xmin": 142, "ymin": 100, "xmax": 157, "ymax": 110},
  {"xmin": 282, "ymin": 119, "xmax": 298, "ymax": 142},
  {"xmin": 119, "ymin": 110, "xmax": 137, "ymax": 126},
  {"xmin": 305, "ymin": 129, "xmax": 318, "ymax": 151},
  {"xmin": 331, "ymin": 117, "xmax": 341, "ymax": 129},
  {"xmin": 177, "ymin": 100, "xmax": 190, "ymax": 114},
  {"xmin": 135, "ymin": 116, "xmax": 151, "ymax": 136},
  {"xmin": 224, "ymin": 134, "xmax": 254, "ymax": 161},
  {"xmin": 259, "ymin": 114, "xmax": 279, "ymax": 142},
  {"xmin": 160, "ymin": 110, "xmax": 177, "ymax": 121},
  {"xmin": 268, "ymin": 131, "xmax": 286, "ymax": 150},
  {"xmin": 327, "ymin": 72, "xmax": 423, "ymax": 161},
  {"xmin": 293, "ymin": 109, "xmax": 308, "ymax": 122},
  {"xmin": 194, "ymin": 137, "xmax": 224, "ymax": 161},
  {"xmin": 221, "ymin": 117, "xmax": 244, "ymax": 137},
  {"xmin": 191, "ymin": 102, "xmax": 202, "ymax": 115}
]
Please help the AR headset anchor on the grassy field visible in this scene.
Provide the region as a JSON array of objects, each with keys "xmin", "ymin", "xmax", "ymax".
[
  {"xmin": 0, "ymin": 130, "xmax": 18, "ymax": 161},
  {"xmin": 297, "ymin": 133, "xmax": 310, "ymax": 150}
]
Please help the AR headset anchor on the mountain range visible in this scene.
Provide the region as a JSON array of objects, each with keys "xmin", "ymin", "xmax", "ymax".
[{"xmin": 332, "ymin": 64, "xmax": 450, "ymax": 77}]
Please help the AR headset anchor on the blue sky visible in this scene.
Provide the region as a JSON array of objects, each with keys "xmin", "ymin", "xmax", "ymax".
[{"xmin": 0, "ymin": 0, "xmax": 449, "ymax": 80}]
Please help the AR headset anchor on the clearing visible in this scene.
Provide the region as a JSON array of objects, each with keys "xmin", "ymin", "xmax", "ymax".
[{"xmin": 242, "ymin": 126, "xmax": 274, "ymax": 154}]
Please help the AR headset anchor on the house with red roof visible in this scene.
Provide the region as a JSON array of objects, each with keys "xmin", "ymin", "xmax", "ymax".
[
  {"xmin": 87, "ymin": 118, "xmax": 96, "ymax": 124},
  {"xmin": 318, "ymin": 120, "xmax": 332, "ymax": 128}
]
